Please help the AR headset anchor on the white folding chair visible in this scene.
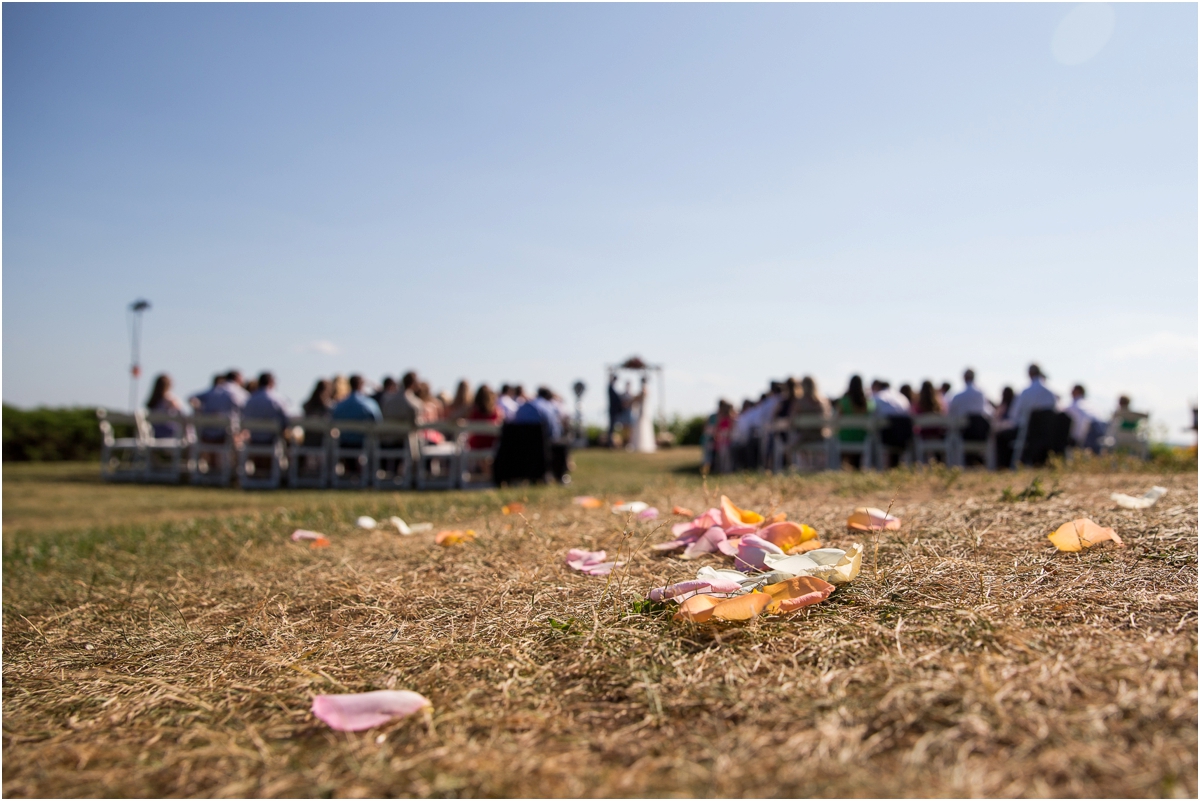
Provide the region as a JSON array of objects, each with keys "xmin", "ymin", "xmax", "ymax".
[
  {"xmin": 460, "ymin": 421, "xmax": 502, "ymax": 489},
  {"xmin": 371, "ymin": 422, "xmax": 415, "ymax": 490},
  {"xmin": 288, "ymin": 418, "xmax": 332, "ymax": 488},
  {"xmin": 784, "ymin": 413, "xmax": 831, "ymax": 472},
  {"xmin": 913, "ymin": 414, "xmax": 953, "ymax": 465},
  {"xmin": 416, "ymin": 422, "xmax": 461, "ymax": 490},
  {"xmin": 330, "ymin": 421, "xmax": 373, "ymax": 489},
  {"xmin": 189, "ymin": 413, "xmax": 238, "ymax": 486},
  {"xmin": 1104, "ymin": 415, "xmax": 1150, "ymax": 460},
  {"xmin": 829, "ymin": 414, "xmax": 876, "ymax": 470},
  {"xmin": 97, "ymin": 409, "xmax": 147, "ymax": 482},
  {"xmin": 142, "ymin": 411, "xmax": 190, "ymax": 483},
  {"xmin": 237, "ymin": 419, "xmax": 285, "ymax": 490},
  {"xmin": 950, "ymin": 415, "xmax": 996, "ymax": 469}
]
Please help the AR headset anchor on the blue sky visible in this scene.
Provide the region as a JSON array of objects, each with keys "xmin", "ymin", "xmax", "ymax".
[{"xmin": 4, "ymin": 3, "xmax": 1196, "ymax": 437}]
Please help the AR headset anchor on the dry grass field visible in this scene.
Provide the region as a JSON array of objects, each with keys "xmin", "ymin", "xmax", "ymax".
[{"xmin": 3, "ymin": 450, "xmax": 1196, "ymax": 798}]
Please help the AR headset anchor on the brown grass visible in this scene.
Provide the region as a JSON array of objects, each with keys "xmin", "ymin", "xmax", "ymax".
[{"xmin": 3, "ymin": 453, "xmax": 1196, "ymax": 797}]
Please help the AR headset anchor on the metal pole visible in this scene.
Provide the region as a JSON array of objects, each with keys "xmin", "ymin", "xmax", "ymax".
[{"xmin": 128, "ymin": 300, "xmax": 150, "ymax": 412}]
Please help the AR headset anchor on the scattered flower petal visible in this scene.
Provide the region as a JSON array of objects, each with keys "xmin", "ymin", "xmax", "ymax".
[
  {"xmin": 847, "ymin": 507, "xmax": 901, "ymax": 531},
  {"xmin": 682, "ymin": 527, "xmax": 728, "ymax": 560},
  {"xmin": 566, "ymin": 548, "xmax": 624, "ymax": 575},
  {"xmin": 758, "ymin": 521, "xmax": 819, "ymax": 552},
  {"xmin": 436, "ymin": 529, "xmax": 477, "ymax": 546},
  {"xmin": 573, "ymin": 496, "xmax": 604, "ymax": 509},
  {"xmin": 720, "ymin": 495, "xmax": 764, "ymax": 527},
  {"xmin": 637, "ymin": 507, "xmax": 660, "ymax": 520},
  {"xmin": 501, "ymin": 503, "xmax": 525, "ymax": 515},
  {"xmin": 291, "ymin": 529, "xmax": 324, "ymax": 542},
  {"xmin": 1048, "ymin": 519, "xmax": 1124, "ymax": 552},
  {"xmin": 311, "ymin": 690, "xmax": 431, "ymax": 732},
  {"xmin": 786, "ymin": 539, "xmax": 824, "ymax": 554},
  {"xmin": 356, "ymin": 516, "xmax": 377, "ymax": 529},
  {"xmin": 1111, "ymin": 486, "xmax": 1168, "ymax": 510},
  {"xmin": 716, "ymin": 538, "xmax": 740, "ymax": 557},
  {"xmin": 674, "ymin": 594, "xmax": 723, "ymax": 622},
  {"xmin": 409, "ymin": 523, "xmax": 433, "ymax": 533},
  {"xmin": 734, "ymin": 534, "xmax": 784, "ymax": 572},
  {"xmin": 764, "ymin": 544, "xmax": 863, "ymax": 585},
  {"xmin": 648, "ymin": 576, "xmax": 743, "ymax": 602},
  {"xmin": 764, "ymin": 576, "xmax": 836, "ymax": 613},
  {"xmin": 672, "ymin": 506, "xmax": 696, "ymax": 518},
  {"xmin": 389, "ymin": 517, "xmax": 414, "ymax": 536},
  {"xmin": 612, "ymin": 501, "xmax": 649, "ymax": 514},
  {"xmin": 710, "ymin": 592, "xmax": 773, "ymax": 621}
]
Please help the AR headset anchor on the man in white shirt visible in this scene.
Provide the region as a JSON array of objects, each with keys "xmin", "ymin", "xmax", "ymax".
[
  {"xmin": 1008, "ymin": 364, "xmax": 1059, "ymax": 424},
  {"xmin": 870, "ymin": 380, "xmax": 911, "ymax": 417},
  {"xmin": 1064, "ymin": 384, "xmax": 1105, "ymax": 451},
  {"xmin": 497, "ymin": 384, "xmax": 520, "ymax": 421},
  {"xmin": 947, "ymin": 369, "xmax": 993, "ymax": 419},
  {"xmin": 870, "ymin": 380, "xmax": 913, "ymax": 467}
]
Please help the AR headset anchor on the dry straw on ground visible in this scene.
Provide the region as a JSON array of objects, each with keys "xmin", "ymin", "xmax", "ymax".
[{"xmin": 3, "ymin": 453, "xmax": 1196, "ymax": 797}]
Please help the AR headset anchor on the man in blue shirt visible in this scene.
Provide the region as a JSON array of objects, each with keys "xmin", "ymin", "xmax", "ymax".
[
  {"xmin": 243, "ymin": 372, "xmax": 294, "ymax": 444},
  {"xmin": 332, "ymin": 375, "xmax": 382, "ymax": 448},
  {"xmin": 513, "ymin": 387, "xmax": 563, "ymax": 440}
]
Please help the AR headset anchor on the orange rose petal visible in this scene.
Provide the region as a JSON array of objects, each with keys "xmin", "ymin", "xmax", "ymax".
[
  {"xmin": 764, "ymin": 576, "xmax": 835, "ymax": 613},
  {"xmin": 758, "ymin": 522, "xmax": 819, "ymax": 551},
  {"xmin": 436, "ymin": 529, "xmax": 477, "ymax": 546},
  {"xmin": 501, "ymin": 502, "xmax": 525, "ymax": 515},
  {"xmin": 761, "ymin": 513, "xmax": 789, "ymax": 525},
  {"xmin": 710, "ymin": 592, "xmax": 773, "ymax": 621},
  {"xmin": 672, "ymin": 506, "xmax": 697, "ymax": 518},
  {"xmin": 1048, "ymin": 519, "xmax": 1123, "ymax": 552},
  {"xmin": 309, "ymin": 537, "xmax": 331, "ymax": 549},
  {"xmin": 720, "ymin": 495, "xmax": 765, "ymax": 527},
  {"xmin": 574, "ymin": 497, "xmax": 604, "ymax": 509},
  {"xmin": 786, "ymin": 539, "xmax": 823, "ymax": 554},
  {"xmin": 674, "ymin": 594, "xmax": 722, "ymax": 623},
  {"xmin": 847, "ymin": 507, "xmax": 902, "ymax": 531}
]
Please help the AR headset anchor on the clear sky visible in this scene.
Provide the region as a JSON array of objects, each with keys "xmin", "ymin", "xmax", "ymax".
[{"xmin": 4, "ymin": 3, "xmax": 1196, "ymax": 438}]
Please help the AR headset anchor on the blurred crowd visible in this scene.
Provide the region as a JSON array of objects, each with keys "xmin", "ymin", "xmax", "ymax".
[
  {"xmin": 703, "ymin": 364, "xmax": 1149, "ymax": 472},
  {"xmin": 143, "ymin": 369, "xmax": 573, "ymax": 443}
]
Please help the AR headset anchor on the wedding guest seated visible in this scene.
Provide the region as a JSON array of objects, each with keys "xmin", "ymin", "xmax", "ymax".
[
  {"xmin": 513, "ymin": 387, "xmax": 563, "ymax": 440},
  {"xmin": 794, "ymin": 376, "xmax": 832, "ymax": 442},
  {"xmin": 331, "ymin": 375, "xmax": 382, "ymax": 448},
  {"xmin": 913, "ymin": 380, "xmax": 948, "ymax": 445},
  {"xmin": 996, "ymin": 364, "xmax": 1061, "ymax": 467},
  {"xmin": 189, "ymin": 374, "xmax": 225, "ymax": 412},
  {"xmin": 939, "ymin": 381, "xmax": 953, "ymax": 399},
  {"xmin": 1065, "ymin": 385, "xmax": 1106, "ymax": 452},
  {"xmin": 498, "ymin": 384, "xmax": 519, "ymax": 420},
  {"xmin": 993, "ymin": 386, "xmax": 1016, "ymax": 428},
  {"xmin": 712, "ymin": 399, "xmax": 736, "ymax": 473},
  {"xmin": 382, "ymin": 371, "xmax": 422, "ymax": 426},
  {"xmin": 372, "ymin": 377, "xmax": 397, "ymax": 406},
  {"xmin": 899, "ymin": 384, "xmax": 915, "ymax": 409},
  {"xmin": 947, "ymin": 369, "xmax": 993, "ymax": 454},
  {"xmin": 223, "ymin": 370, "xmax": 250, "ymax": 407},
  {"xmin": 1112, "ymin": 395, "xmax": 1148, "ymax": 432},
  {"xmin": 1109, "ymin": 396, "xmax": 1149, "ymax": 457},
  {"xmin": 871, "ymin": 379, "xmax": 913, "ymax": 466},
  {"xmin": 303, "ymin": 379, "xmax": 334, "ymax": 419},
  {"xmin": 467, "ymin": 385, "xmax": 505, "ymax": 450},
  {"xmin": 146, "ymin": 374, "xmax": 186, "ymax": 439},
  {"xmin": 835, "ymin": 375, "xmax": 872, "ymax": 469},
  {"xmin": 447, "ymin": 381, "xmax": 473, "ymax": 420},
  {"xmin": 243, "ymin": 372, "xmax": 293, "ymax": 444}
]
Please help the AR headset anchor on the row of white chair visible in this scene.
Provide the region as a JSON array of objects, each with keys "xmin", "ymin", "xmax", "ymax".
[{"xmin": 97, "ymin": 410, "xmax": 502, "ymax": 490}]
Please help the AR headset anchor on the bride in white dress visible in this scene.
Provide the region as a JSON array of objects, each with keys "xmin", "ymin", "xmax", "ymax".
[{"xmin": 629, "ymin": 376, "xmax": 657, "ymax": 453}]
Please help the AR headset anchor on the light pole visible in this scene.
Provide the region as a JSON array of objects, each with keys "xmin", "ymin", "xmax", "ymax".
[{"xmin": 128, "ymin": 299, "xmax": 151, "ymax": 411}]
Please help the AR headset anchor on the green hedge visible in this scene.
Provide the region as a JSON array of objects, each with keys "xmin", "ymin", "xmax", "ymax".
[{"xmin": 3, "ymin": 405, "xmax": 103, "ymax": 462}]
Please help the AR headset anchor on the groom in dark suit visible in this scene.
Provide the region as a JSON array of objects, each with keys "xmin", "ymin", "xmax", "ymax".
[{"xmin": 607, "ymin": 372, "xmax": 623, "ymax": 448}]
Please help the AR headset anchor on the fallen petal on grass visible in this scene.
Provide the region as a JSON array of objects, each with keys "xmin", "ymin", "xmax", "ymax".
[
  {"xmin": 566, "ymin": 548, "xmax": 625, "ymax": 576},
  {"xmin": 720, "ymin": 495, "xmax": 764, "ymax": 527},
  {"xmin": 647, "ymin": 576, "xmax": 742, "ymax": 602},
  {"xmin": 710, "ymin": 592, "xmax": 773, "ymax": 621},
  {"xmin": 674, "ymin": 594, "xmax": 723, "ymax": 622},
  {"xmin": 1048, "ymin": 519, "xmax": 1124, "ymax": 552},
  {"xmin": 672, "ymin": 506, "xmax": 696, "ymax": 517},
  {"xmin": 311, "ymin": 690, "xmax": 431, "ymax": 732},
  {"xmin": 612, "ymin": 501, "xmax": 649, "ymax": 514},
  {"xmin": 734, "ymin": 534, "xmax": 784, "ymax": 572},
  {"xmin": 1111, "ymin": 486, "xmax": 1168, "ymax": 510},
  {"xmin": 501, "ymin": 503, "xmax": 525, "ymax": 515},
  {"xmin": 356, "ymin": 516, "xmax": 377, "ymax": 529},
  {"xmin": 436, "ymin": 529, "xmax": 477, "ymax": 546},
  {"xmin": 573, "ymin": 496, "xmax": 604, "ymax": 509},
  {"xmin": 764, "ymin": 576, "xmax": 836, "ymax": 613},
  {"xmin": 637, "ymin": 507, "xmax": 660, "ymax": 520},
  {"xmin": 682, "ymin": 527, "xmax": 728, "ymax": 560},
  {"xmin": 758, "ymin": 521, "xmax": 819, "ymax": 552},
  {"xmin": 847, "ymin": 507, "xmax": 901, "ymax": 531}
]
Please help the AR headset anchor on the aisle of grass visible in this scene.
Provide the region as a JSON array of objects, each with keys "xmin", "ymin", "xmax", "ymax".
[{"xmin": 2, "ymin": 454, "xmax": 1196, "ymax": 797}]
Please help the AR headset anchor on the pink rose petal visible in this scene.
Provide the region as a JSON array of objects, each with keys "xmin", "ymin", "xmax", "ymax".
[
  {"xmin": 647, "ymin": 577, "xmax": 742, "ymax": 602},
  {"xmin": 716, "ymin": 538, "xmax": 740, "ymax": 557},
  {"xmin": 311, "ymin": 690, "xmax": 431, "ymax": 732},
  {"xmin": 637, "ymin": 507, "xmax": 660, "ymax": 520},
  {"xmin": 291, "ymin": 529, "xmax": 325, "ymax": 542},
  {"xmin": 682, "ymin": 526, "xmax": 728, "ymax": 560},
  {"xmin": 734, "ymin": 534, "xmax": 784, "ymax": 572},
  {"xmin": 567, "ymin": 549, "xmax": 624, "ymax": 575}
]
